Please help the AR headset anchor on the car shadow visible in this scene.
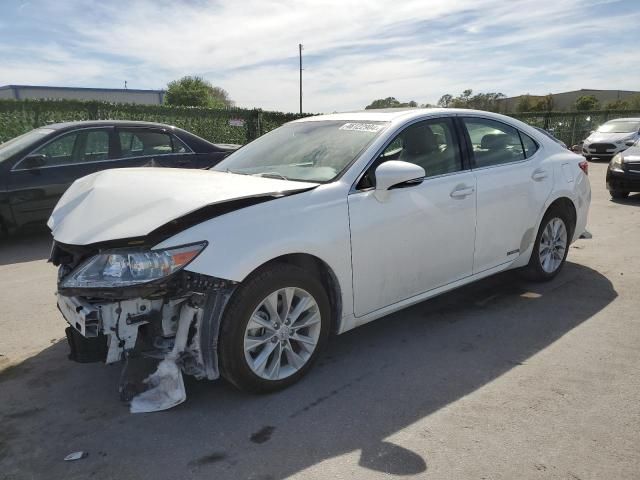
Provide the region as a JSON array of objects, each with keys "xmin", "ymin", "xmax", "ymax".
[
  {"xmin": 610, "ymin": 192, "xmax": 640, "ymax": 205},
  {"xmin": 0, "ymin": 262, "xmax": 616, "ymax": 479},
  {"xmin": 0, "ymin": 229, "xmax": 51, "ymax": 266}
]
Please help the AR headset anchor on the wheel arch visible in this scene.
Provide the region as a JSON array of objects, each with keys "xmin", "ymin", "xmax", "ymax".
[
  {"xmin": 242, "ymin": 253, "xmax": 343, "ymax": 334},
  {"xmin": 545, "ymin": 196, "xmax": 577, "ymax": 238}
]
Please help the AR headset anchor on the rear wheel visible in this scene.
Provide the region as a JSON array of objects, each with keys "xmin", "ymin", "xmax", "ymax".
[
  {"xmin": 610, "ymin": 190, "xmax": 629, "ymax": 199},
  {"xmin": 521, "ymin": 207, "xmax": 571, "ymax": 281},
  {"xmin": 218, "ymin": 263, "xmax": 330, "ymax": 393}
]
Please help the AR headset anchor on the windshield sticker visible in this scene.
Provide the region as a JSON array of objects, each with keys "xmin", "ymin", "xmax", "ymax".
[{"xmin": 339, "ymin": 123, "xmax": 385, "ymax": 133}]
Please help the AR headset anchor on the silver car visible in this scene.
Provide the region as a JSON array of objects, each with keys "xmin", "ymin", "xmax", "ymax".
[{"xmin": 582, "ymin": 118, "xmax": 640, "ymax": 161}]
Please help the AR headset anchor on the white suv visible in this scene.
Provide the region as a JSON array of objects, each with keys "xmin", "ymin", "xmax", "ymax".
[{"xmin": 582, "ymin": 118, "xmax": 640, "ymax": 161}]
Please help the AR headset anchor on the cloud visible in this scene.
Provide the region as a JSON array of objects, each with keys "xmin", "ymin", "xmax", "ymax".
[{"xmin": 0, "ymin": 0, "xmax": 638, "ymax": 112}]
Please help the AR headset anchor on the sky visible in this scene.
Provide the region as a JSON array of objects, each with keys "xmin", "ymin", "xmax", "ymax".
[{"xmin": 0, "ymin": 0, "xmax": 638, "ymax": 113}]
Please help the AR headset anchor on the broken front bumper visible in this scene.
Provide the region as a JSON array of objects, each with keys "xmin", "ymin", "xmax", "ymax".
[{"xmin": 56, "ymin": 276, "xmax": 236, "ymax": 412}]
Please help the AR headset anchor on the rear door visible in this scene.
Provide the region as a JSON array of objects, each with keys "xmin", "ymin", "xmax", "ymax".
[
  {"xmin": 7, "ymin": 127, "xmax": 114, "ymax": 227},
  {"xmin": 459, "ymin": 116, "xmax": 553, "ymax": 273}
]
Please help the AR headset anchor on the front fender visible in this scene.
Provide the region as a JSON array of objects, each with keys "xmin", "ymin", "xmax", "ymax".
[{"xmin": 153, "ymin": 183, "xmax": 354, "ymax": 322}]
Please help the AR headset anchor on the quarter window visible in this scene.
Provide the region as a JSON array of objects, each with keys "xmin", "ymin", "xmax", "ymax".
[
  {"xmin": 463, "ymin": 118, "xmax": 525, "ymax": 167},
  {"xmin": 519, "ymin": 131, "xmax": 538, "ymax": 158}
]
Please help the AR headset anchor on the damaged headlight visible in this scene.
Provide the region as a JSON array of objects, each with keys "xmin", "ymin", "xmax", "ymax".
[{"xmin": 60, "ymin": 242, "xmax": 207, "ymax": 289}]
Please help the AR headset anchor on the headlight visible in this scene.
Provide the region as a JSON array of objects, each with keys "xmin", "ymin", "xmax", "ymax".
[
  {"xmin": 610, "ymin": 154, "xmax": 623, "ymax": 170},
  {"xmin": 60, "ymin": 242, "xmax": 207, "ymax": 289}
]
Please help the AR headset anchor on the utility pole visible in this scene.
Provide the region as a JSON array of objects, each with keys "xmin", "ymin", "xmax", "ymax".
[{"xmin": 299, "ymin": 43, "xmax": 303, "ymax": 115}]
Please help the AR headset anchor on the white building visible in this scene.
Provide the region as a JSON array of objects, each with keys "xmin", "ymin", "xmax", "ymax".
[{"xmin": 0, "ymin": 85, "xmax": 165, "ymax": 105}]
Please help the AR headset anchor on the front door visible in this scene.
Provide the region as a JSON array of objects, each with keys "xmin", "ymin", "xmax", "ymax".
[{"xmin": 348, "ymin": 117, "xmax": 477, "ymax": 317}]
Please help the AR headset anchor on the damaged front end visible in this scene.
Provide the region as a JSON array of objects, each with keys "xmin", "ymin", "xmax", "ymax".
[{"xmin": 51, "ymin": 240, "xmax": 235, "ymax": 413}]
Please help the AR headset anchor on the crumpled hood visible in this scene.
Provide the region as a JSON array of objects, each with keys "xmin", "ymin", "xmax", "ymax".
[
  {"xmin": 48, "ymin": 168, "xmax": 316, "ymax": 245},
  {"xmin": 586, "ymin": 132, "xmax": 636, "ymax": 143}
]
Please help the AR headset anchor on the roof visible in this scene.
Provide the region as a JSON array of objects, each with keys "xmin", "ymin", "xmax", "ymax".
[
  {"xmin": 40, "ymin": 120, "xmax": 178, "ymax": 130},
  {"xmin": 0, "ymin": 84, "xmax": 165, "ymax": 94},
  {"xmin": 293, "ymin": 107, "xmax": 514, "ymax": 123}
]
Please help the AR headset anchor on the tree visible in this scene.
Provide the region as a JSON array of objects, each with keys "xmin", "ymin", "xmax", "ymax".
[
  {"xmin": 530, "ymin": 94, "xmax": 554, "ymax": 112},
  {"xmin": 516, "ymin": 94, "xmax": 534, "ymax": 112},
  {"xmin": 575, "ymin": 95, "xmax": 600, "ymax": 111},
  {"xmin": 364, "ymin": 97, "xmax": 418, "ymax": 109},
  {"xmin": 437, "ymin": 94, "xmax": 453, "ymax": 108},
  {"xmin": 165, "ymin": 76, "xmax": 233, "ymax": 108},
  {"xmin": 628, "ymin": 94, "xmax": 640, "ymax": 110},
  {"xmin": 438, "ymin": 89, "xmax": 504, "ymax": 111},
  {"xmin": 604, "ymin": 99, "xmax": 629, "ymax": 110}
]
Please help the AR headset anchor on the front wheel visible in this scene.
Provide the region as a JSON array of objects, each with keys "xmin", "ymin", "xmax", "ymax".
[
  {"xmin": 218, "ymin": 263, "xmax": 330, "ymax": 393},
  {"xmin": 521, "ymin": 207, "xmax": 571, "ymax": 281},
  {"xmin": 610, "ymin": 190, "xmax": 629, "ymax": 199}
]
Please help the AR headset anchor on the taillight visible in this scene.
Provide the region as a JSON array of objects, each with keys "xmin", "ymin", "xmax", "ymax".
[{"xmin": 578, "ymin": 160, "xmax": 588, "ymax": 175}]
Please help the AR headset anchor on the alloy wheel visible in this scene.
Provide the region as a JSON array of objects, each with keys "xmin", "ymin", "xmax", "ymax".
[
  {"xmin": 539, "ymin": 217, "xmax": 567, "ymax": 274},
  {"xmin": 243, "ymin": 287, "xmax": 322, "ymax": 380}
]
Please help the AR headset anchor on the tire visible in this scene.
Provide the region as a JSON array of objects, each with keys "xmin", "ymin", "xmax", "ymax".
[
  {"xmin": 584, "ymin": 156, "xmax": 592, "ymax": 161},
  {"xmin": 218, "ymin": 263, "xmax": 330, "ymax": 393},
  {"xmin": 610, "ymin": 190, "xmax": 629, "ymax": 199},
  {"xmin": 521, "ymin": 206, "xmax": 572, "ymax": 282}
]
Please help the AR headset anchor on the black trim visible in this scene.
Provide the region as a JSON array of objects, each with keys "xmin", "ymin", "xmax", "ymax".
[{"xmin": 453, "ymin": 117, "xmax": 474, "ymax": 169}]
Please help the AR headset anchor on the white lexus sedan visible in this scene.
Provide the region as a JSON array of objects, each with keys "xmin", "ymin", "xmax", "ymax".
[{"xmin": 48, "ymin": 108, "xmax": 591, "ymax": 412}]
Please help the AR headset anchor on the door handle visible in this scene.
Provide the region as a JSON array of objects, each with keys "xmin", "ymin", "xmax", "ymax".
[
  {"xmin": 450, "ymin": 186, "xmax": 475, "ymax": 198},
  {"xmin": 532, "ymin": 169, "xmax": 548, "ymax": 181}
]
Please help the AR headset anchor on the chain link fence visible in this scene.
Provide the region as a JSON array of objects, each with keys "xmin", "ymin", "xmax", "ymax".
[
  {"xmin": 1, "ymin": 99, "xmax": 639, "ymax": 148},
  {"xmin": 510, "ymin": 110, "xmax": 640, "ymax": 147}
]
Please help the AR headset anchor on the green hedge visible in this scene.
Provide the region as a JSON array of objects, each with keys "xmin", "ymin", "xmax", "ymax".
[
  {"xmin": 0, "ymin": 99, "xmax": 304, "ymax": 144},
  {"xmin": 2, "ymin": 98, "xmax": 639, "ymax": 148}
]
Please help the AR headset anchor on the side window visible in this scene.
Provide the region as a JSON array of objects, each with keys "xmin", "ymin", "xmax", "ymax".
[
  {"xmin": 80, "ymin": 130, "xmax": 109, "ymax": 162},
  {"xmin": 520, "ymin": 132, "xmax": 538, "ymax": 158},
  {"xmin": 28, "ymin": 129, "xmax": 110, "ymax": 166},
  {"xmin": 463, "ymin": 118, "xmax": 525, "ymax": 168},
  {"xmin": 31, "ymin": 131, "xmax": 79, "ymax": 167},
  {"xmin": 117, "ymin": 130, "xmax": 173, "ymax": 158},
  {"xmin": 379, "ymin": 118, "xmax": 462, "ymax": 178}
]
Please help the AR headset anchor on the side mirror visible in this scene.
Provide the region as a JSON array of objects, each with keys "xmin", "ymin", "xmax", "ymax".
[
  {"xmin": 374, "ymin": 161, "xmax": 425, "ymax": 201},
  {"xmin": 22, "ymin": 154, "xmax": 47, "ymax": 169},
  {"xmin": 626, "ymin": 140, "xmax": 636, "ymax": 147}
]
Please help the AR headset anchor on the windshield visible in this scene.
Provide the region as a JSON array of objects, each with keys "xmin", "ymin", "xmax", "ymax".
[
  {"xmin": 597, "ymin": 121, "xmax": 640, "ymax": 134},
  {"xmin": 212, "ymin": 120, "xmax": 389, "ymax": 182},
  {"xmin": 0, "ymin": 128, "xmax": 54, "ymax": 163}
]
